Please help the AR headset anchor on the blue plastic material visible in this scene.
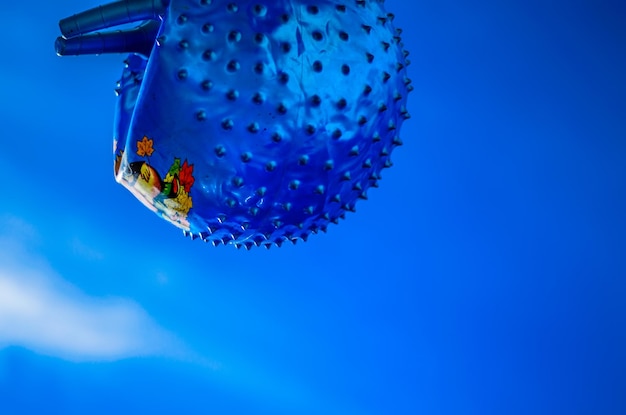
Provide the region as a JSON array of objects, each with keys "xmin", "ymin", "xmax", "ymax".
[{"xmin": 56, "ymin": 0, "xmax": 412, "ymax": 248}]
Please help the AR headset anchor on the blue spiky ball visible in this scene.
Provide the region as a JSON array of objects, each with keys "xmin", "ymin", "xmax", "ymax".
[{"xmin": 111, "ymin": 0, "xmax": 411, "ymax": 248}]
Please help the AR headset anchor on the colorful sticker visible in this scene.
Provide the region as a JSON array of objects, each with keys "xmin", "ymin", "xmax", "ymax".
[{"xmin": 115, "ymin": 136, "xmax": 195, "ymax": 230}]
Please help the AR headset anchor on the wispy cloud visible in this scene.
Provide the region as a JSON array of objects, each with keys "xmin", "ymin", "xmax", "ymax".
[{"xmin": 0, "ymin": 216, "xmax": 182, "ymax": 362}]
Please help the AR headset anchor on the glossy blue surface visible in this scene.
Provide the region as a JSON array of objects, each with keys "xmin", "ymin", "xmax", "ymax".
[{"xmin": 57, "ymin": 0, "xmax": 411, "ymax": 247}]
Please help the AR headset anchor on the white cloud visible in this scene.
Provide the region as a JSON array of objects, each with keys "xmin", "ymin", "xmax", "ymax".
[{"xmin": 0, "ymin": 217, "xmax": 183, "ymax": 362}]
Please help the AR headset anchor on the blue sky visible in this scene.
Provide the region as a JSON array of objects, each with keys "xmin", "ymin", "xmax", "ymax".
[{"xmin": 0, "ymin": 0, "xmax": 625, "ymax": 414}]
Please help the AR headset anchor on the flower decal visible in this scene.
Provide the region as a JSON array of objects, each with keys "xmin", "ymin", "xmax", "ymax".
[
  {"xmin": 179, "ymin": 160, "xmax": 195, "ymax": 193},
  {"xmin": 161, "ymin": 157, "xmax": 194, "ymax": 215},
  {"xmin": 164, "ymin": 189, "xmax": 193, "ymax": 214},
  {"xmin": 136, "ymin": 136, "xmax": 154, "ymax": 157}
]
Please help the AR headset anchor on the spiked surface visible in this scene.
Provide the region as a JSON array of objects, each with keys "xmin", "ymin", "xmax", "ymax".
[{"xmin": 57, "ymin": 0, "xmax": 411, "ymax": 247}]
